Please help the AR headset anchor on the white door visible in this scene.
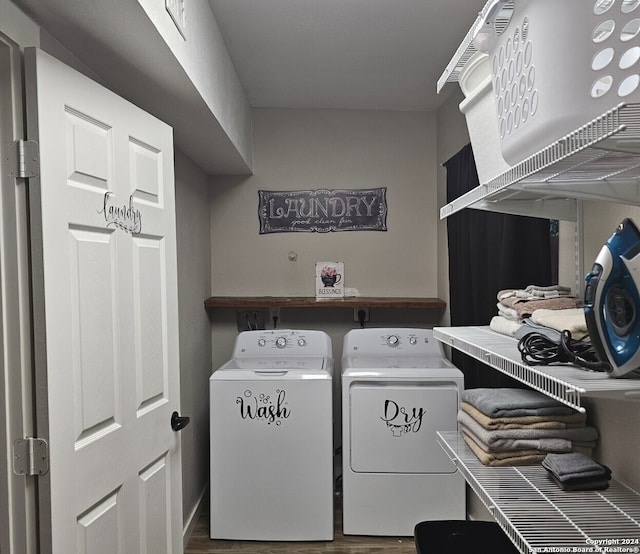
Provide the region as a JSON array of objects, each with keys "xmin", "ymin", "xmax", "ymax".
[{"xmin": 25, "ymin": 47, "xmax": 183, "ymax": 553}]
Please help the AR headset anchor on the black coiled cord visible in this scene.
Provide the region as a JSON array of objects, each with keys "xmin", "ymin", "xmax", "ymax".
[{"xmin": 517, "ymin": 330, "xmax": 611, "ymax": 372}]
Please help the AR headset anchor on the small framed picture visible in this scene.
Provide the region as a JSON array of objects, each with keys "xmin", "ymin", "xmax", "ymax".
[{"xmin": 315, "ymin": 262, "xmax": 344, "ymax": 298}]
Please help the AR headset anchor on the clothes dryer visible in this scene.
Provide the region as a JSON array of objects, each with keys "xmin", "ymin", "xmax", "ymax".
[
  {"xmin": 341, "ymin": 328, "xmax": 465, "ymax": 536},
  {"xmin": 210, "ymin": 329, "xmax": 334, "ymax": 541}
]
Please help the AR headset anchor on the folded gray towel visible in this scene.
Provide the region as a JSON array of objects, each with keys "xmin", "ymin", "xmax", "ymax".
[
  {"xmin": 514, "ymin": 319, "xmax": 564, "ymax": 343},
  {"xmin": 461, "ymin": 424, "xmax": 572, "ymax": 453},
  {"xmin": 461, "ymin": 388, "xmax": 575, "ymax": 417},
  {"xmin": 458, "ymin": 410, "xmax": 599, "ymax": 445},
  {"xmin": 541, "ymin": 452, "xmax": 609, "ymax": 480},
  {"xmin": 542, "ymin": 453, "xmax": 611, "ymax": 491},
  {"xmin": 547, "ymin": 473, "xmax": 610, "ymax": 491},
  {"xmin": 525, "ymin": 285, "xmax": 573, "ymax": 295}
]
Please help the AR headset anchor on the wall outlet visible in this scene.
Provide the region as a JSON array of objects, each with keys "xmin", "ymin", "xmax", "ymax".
[
  {"xmin": 353, "ymin": 308, "xmax": 370, "ymax": 324},
  {"xmin": 236, "ymin": 309, "xmax": 268, "ymax": 332},
  {"xmin": 269, "ymin": 307, "xmax": 281, "ymax": 328}
]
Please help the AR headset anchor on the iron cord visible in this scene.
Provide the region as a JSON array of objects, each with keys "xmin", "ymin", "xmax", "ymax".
[{"xmin": 517, "ymin": 330, "xmax": 611, "ymax": 372}]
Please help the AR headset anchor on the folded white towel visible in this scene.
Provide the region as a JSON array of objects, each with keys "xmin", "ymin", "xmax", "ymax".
[
  {"xmin": 530, "ymin": 308, "xmax": 588, "ymax": 339},
  {"xmin": 497, "ymin": 302, "xmax": 521, "ymax": 321},
  {"xmin": 490, "ymin": 315, "xmax": 522, "ymax": 337}
]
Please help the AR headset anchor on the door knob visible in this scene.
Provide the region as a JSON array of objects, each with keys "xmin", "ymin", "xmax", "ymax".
[{"xmin": 171, "ymin": 411, "xmax": 190, "ymax": 432}]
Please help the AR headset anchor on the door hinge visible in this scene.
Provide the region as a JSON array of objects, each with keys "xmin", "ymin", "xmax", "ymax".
[
  {"xmin": 5, "ymin": 140, "xmax": 40, "ymax": 178},
  {"xmin": 13, "ymin": 437, "xmax": 49, "ymax": 476}
]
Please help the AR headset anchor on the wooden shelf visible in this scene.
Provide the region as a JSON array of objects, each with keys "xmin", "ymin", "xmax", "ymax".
[{"xmin": 204, "ymin": 296, "xmax": 446, "ymax": 310}]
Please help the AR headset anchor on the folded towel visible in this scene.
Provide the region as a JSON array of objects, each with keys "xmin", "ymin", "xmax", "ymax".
[
  {"xmin": 460, "ymin": 401, "xmax": 587, "ymax": 430},
  {"xmin": 499, "ymin": 285, "xmax": 574, "ymax": 301},
  {"xmin": 489, "ymin": 315, "xmax": 523, "ymax": 337},
  {"xmin": 458, "ymin": 410, "xmax": 599, "ymax": 445},
  {"xmin": 514, "ymin": 319, "xmax": 564, "ymax": 343},
  {"xmin": 497, "ymin": 302, "xmax": 522, "ymax": 322},
  {"xmin": 530, "ymin": 308, "xmax": 589, "ymax": 340},
  {"xmin": 462, "ymin": 430, "xmax": 547, "ymax": 466},
  {"xmin": 525, "ymin": 285, "xmax": 573, "ymax": 294},
  {"xmin": 460, "ymin": 420, "xmax": 573, "ymax": 453},
  {"xmin": 498, "ymin": 295, "xmax": 583, "ymax": 318},
  {"xmin": 498, "ymin": 285, "xmax": 575, "ymax": 300},
  {"xmin": 542, "ymin": 452, "xmax": 611, "ymax": 491},
  {"xmin": 541, "ymin": 452, "xmax": 609, "ymax": 479},
  {"xmin": 547, "ymin": 473, "xmax": 610, "ymax": 491},
  {"xmin": 461, "ymin": 387, "xmax": 576, "ymax": 417}
]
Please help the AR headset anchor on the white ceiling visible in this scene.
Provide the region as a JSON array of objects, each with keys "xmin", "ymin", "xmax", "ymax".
[{"xmin": 207, "ymin": 0, "xmax": 487, "ymax": 112}]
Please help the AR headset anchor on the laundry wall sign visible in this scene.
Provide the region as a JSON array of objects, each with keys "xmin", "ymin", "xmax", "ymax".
[{"xmin": 258, "ymin": 188, "xmax": 387, "ymax": 233}]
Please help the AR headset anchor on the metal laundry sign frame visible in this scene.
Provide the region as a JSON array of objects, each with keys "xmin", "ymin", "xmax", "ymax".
[{"xmin": 258, "ymin": 188, "xmax": 387, "ymax": 234}]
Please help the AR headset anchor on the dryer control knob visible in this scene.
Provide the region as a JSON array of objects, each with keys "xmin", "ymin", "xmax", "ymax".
[
  {"xmin": 258, "ymin": 338, "xmax": 266, "ymax": 347},
  {"xmin": 387, "ymin": 335, "xmax": 400, "ymax": 347},
  {"xmin": 409, "ymin": 336, "xmax": 417, "ymax": 345},
  {"xmin": 275, "ymin": 336, "xmax": 288, "ymax": 349},
  {"xmin": 297, "ymin": 338, "xmax": 306, "ymax": 347}
]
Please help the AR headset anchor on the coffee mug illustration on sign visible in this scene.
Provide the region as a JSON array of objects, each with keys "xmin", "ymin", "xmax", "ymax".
[{"xmin": 320, "ymin": 266, "xmax": 342, "ymax": 287}]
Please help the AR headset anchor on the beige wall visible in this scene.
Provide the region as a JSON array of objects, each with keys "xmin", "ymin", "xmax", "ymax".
[
  {"xmin": 208, "ymin": 107, "xmax": 446, "ymax": 374},
  {"xmin": 174, "ymin": 149, "xmax": 212, "ymax": 536},
  {"xmin": 210, "ymin": 108, "xmax": 439, "ymax": 298}
]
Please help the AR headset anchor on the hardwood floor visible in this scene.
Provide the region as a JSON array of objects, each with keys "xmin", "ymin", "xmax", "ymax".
[{"xmin": 185, "ymin": 496, "xmax": 417, "ymax": 553}]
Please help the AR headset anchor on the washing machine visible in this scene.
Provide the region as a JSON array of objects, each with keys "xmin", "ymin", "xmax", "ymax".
[
  {"xmin": 341, "ymin": 328, "xmax": 465, "ymax": 536},
  {"xmin": 210, "ymin": 329, "xmax": 334, "ymax": 541}
]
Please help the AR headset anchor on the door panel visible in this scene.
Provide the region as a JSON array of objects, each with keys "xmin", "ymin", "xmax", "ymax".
[
  {"xmin": 69, "ymin": 227, "xmax": 119, "ymax": 446},
  {"xmin": 133, "ymin": 236, "xmax": 167, "ymax": 413},
  {"xmin": 139, "ymin": 454, "xmax": 172, "ymax": 554},
  {"xmin": 349, "ymin": 382, "xmax": 459, "ymax": 474},
  {"xmin": 25, "ymin": 47, "xmax": 182, "ymax": 553},
  {"xmin": 76, "ymin": 491, "xmax": 122, "ymax": 554}
]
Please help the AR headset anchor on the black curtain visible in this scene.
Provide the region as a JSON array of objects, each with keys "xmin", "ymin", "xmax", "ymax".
[{"xmin": 445, "ymin": 144, "xmax": 553, "ymax": 389}]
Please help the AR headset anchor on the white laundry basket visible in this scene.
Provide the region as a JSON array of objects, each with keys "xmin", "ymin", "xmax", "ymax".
[
  {"xmin": 458, "ymin": 51, "xmax": 512, "ymax": 184},
  {"xmin": 480, "ymin": 0, "xmax": 640, "ymax": 165}
]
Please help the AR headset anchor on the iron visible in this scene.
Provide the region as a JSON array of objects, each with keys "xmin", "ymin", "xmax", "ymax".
[{"xmin": 584, "ymin": 218, "xmax": 640, "ymax": 377}]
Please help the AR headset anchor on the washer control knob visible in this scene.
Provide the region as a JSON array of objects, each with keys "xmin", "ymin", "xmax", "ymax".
[
  {"xmin": 275, "ymin": 336, "xmax": 287, "ymax": 349},
  {"xmin": 387, "ymin": 335, "xmax": 400, "ymax": 347},
  {"xmin": 297, "ymin": 338, "xmax": 306, "ymax": 347},
  {"xmin": 258, "ymin": 338, "xmax": 266, "ymax": 347},
  {"xmin": 409, "ymin": 336, "xmax": 417, "ymax": 345}
]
